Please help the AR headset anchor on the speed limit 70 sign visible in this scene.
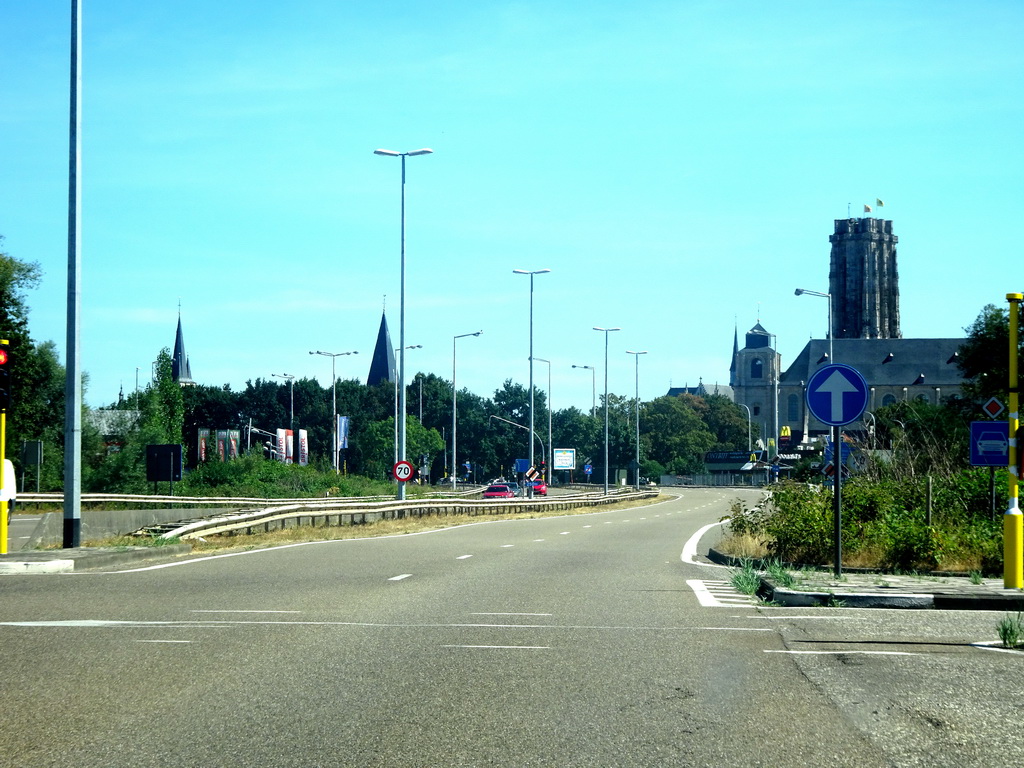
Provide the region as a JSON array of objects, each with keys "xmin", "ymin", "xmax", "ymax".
[{"xmin": 393, "ymin": 460, "xmax": 414, "ymax": 482}]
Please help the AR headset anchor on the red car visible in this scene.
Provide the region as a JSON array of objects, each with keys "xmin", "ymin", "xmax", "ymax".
[
  {"xmin": 483, "ymin": 484, "xmax": 515, "ymax": 499},
  {"xmin": 525, "ymin": 480, "xmax": 547, "ymax": 496}
]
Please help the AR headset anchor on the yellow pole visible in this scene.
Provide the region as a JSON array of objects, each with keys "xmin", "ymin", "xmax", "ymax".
[
  {"xmin": 1, "ymin": 410, "xmax": 7, "ymax": 555},
  {"xmin": 1005, "ymin": 293, "xmax": 1023, "ymax": 589}
]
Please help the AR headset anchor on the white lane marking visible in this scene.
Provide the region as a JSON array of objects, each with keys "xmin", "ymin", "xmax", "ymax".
[
  {"xmin": 681, "ymin": 520, "xmax": 729, "ymax": 568},
  {"xmin": 559, "ymin": 531, "xmax": 570, "ymax": 535},
  {"xmin": 533, "ymin": 539, "xmax": 545, "ymax": 542},
  {"xmin": 500, "ymin": 544, "xmax": 514, "ymax": 548},
  {"xmin": 0, "ymin": 619, "xmax": 773, "ymax": 632},
  {"xmin": 137, "ymin": 640, "xmax": 192, "ymax": 644},
  {"xmin": 765, "ymin": 650, "xmax": 919, "ymax": 656},
  {"xmin": 442, "ymin": 645, "xmax": 550, "ymax": 650},
  {"xmin": 456, "ymin": 555, "xmax": 473, "ymax": 560},
  {"xmin": 388, "ymin": 574, "xmax": 412, "ymax": 581},
  {"xmin": 743, "ymin": 615, "xmax": 856, "ymax": 620},
  {"xmin": 470, "ymin": 613, "xmax": 552, "ymax": 617},
  {"xmin": 971, "ymin": 641, "xmax": 1024, "ymax": 655},
  {"xmin": 192, "ymin": 610, "xmax": 301, "ymax": 614},
  {"xmin": 687, "ymin": 579, "xmax": 759, "ymax": 608},
  {"xmin": 583, "ymin": 525, "xmax": 592, "ymax": 528}
]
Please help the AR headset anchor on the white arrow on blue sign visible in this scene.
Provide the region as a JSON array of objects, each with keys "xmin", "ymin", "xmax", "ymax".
[{"xmin": 806, "ymin": 364, "xmax": 870, "ymax": 427}]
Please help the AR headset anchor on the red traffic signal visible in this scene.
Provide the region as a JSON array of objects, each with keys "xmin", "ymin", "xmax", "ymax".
[{"xmin": 0, "ymin": 349, "xmax": 7, "ymax": 365}]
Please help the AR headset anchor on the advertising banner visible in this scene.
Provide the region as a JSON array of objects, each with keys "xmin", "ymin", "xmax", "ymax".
[
  {"xmin": 553, "ymin": 448, "xmax": 576, "ymax": 470},
  {"xmin": 216, "ymin": 430, "xmax": 229, "ymax": 461},
  {"xmin": 276, "ymin": 429, "xmax": 287, "ymax": 463},
  {"xmin": 338, "ymin": 416, "xmax": 350, "ymax": 450},
  {"xmin": 198, "ymin": 429, "xmax": 210, "ymax": 463},
  {"xmin": 298, "ymin": 429, "xmax": 309, "ymax": 466},
  {"xmin": 228, "ymin": 429, "xmax": 240, "ymax": 459}
]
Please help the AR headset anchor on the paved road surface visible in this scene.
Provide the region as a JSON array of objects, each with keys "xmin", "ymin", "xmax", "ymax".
[{"xmin": 1, "ymin": 488, "xmax": 1021, "ymax": 767}]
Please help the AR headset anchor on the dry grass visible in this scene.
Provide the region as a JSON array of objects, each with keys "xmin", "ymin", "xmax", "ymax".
[
  {"xmin": 170, "ymin": 493, "xmax": 671, "ymax": 556},
  {"xmin": 713, "ymin": 532, "xmax": 770, "ymax": 560}
]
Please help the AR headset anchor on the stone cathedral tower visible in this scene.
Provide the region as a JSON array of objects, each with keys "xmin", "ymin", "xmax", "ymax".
[{"xmin": 828, "ymin": 217, "xmax": 901, "ymax": 339}]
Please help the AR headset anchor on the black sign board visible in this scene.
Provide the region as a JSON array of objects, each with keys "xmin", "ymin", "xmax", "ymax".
[{"xmin": 146, "ymin": 444, "xmax": 183, "ymax": 483}]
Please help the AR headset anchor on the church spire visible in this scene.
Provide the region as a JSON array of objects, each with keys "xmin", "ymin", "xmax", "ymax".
[{"xmin": 172, "ymin": 309, "xmax": 194, "ymax": 385}]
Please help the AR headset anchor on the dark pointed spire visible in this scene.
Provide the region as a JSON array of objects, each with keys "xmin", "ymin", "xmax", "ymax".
[
  {"xmin": 366, "ymin": 311, "xmax": 396, "ymax": 387},
  {"xmin": 172, "ymin": 312, "xmax": 194, "ymax": 385}
]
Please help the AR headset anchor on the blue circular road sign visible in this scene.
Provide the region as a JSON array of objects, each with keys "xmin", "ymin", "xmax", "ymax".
[{"xmin": 805, "ymin": 364, "xmax": 869, "ymax": 427}]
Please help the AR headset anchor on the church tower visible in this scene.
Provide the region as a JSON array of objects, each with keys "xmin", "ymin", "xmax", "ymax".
[
  {"xmin": 366, "ymin": 311, "xmax": 396, "ymax": 387},
  {"xmin": 828, "ymin": 217, "xmax": 900, "ymax": 339}
]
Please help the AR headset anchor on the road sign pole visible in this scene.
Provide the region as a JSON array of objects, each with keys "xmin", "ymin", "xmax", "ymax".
[
  {"xmin": 1005, "ymin": 293, "xmax": 1023, "ymax": 589},
  {"xmin": 832, "ymin": 424, "xmax": 842, "ymax": 578}
]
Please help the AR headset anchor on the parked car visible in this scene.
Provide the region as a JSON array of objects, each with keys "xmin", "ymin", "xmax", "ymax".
[
  {"xmin": 525, "ymin": 479, "xmax": 547, "ymax": 496},
  {"xmin": 483, "ymin": 484, "xmax": 515, "ymax": 499}
]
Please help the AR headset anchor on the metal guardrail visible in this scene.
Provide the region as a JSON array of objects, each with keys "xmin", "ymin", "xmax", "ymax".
[
  {"xmin": 17, "ymin": 488, "xmax": 483, "ymax": 506},
  {"xmin": 134, "ymin": 488, "xmax": 659, "ymax": 541}
]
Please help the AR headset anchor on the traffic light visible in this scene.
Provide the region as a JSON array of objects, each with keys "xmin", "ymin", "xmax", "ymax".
[{"xmin": 0, "ymin": 339, "xmax": 9, "ymax": 411}]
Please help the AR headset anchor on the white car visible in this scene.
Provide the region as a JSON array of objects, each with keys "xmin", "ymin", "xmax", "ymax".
[{"xmin": 1, "ymin": 458, "xmax": 15, "ymax": 524}]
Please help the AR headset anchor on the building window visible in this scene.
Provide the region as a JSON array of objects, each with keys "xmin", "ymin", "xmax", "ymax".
[
  {"xmin": 751, "ymin": 358, "xmax": 763, "ymax": 379},
  {"xmin": 787, "ymin": 394, "xmax": 799, "ymax": 422},
  {"xmin": 753, "ymin": 404, "xmax": 761, "ymax": 416},
  {"xmin": 882, "ymin": 394, "xmax": 896, "ymax": 407}
]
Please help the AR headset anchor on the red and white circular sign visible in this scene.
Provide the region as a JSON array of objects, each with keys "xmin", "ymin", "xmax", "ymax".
[{"xmin": 393, "ymin": 460, "xmax": 414, "ymax": 482}]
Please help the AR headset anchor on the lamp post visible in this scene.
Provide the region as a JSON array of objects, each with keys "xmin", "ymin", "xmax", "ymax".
[
  {"xmin": 739, "ymin": 403, "xmax": 752, "ymax": 451},
  {"xmin": 452, "ymin": 331, "xmax": 482, "ymax": 488},
  {"xmin": 309, "ymin": 350, "xmax": 359, "ymax": 473},
  {"xmin": 795, "ymin": 288, "xmax": 833, "ymax": 362},
  {"xmin": 768, "ymin": 332, "xmax": 779, "ymax": 464},
  {"xmin": 532, "ymin": 356, "xmax": 553, "ymax": 484},
  {"xmin": 271, "ymin": 373, "xmax": 296, "ymax": 431},
  {"xmin": 593, "ymin": 326, "xmax": 621, "ymax": 494},
  {"xmin": 375, "ymin": 147, "xmax": 433, "ymax": 500},
  {"xmin": 626, "ymin": 350, "xmax": 647, "ymax": 490},
  {"xmin": 572, "ymin": 364, "xmax": 596, "ymax": 417},
  {"xmin": 393, "ymin": 344, "xmax": 422, "ymax": 469},
  {"xmin": 513, "ymin": 268, "xmax": 551, "ymax": 491}
]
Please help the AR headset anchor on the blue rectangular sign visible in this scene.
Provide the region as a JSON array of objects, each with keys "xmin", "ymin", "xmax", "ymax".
[{"xmin": 970, "ymin": 421, "xmax": 1008, "ymax": 467}]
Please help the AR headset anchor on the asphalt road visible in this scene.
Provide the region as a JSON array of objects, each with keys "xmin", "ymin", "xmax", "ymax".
[{"xmin": 1, "ymin": 488, "xmax": 1021, "ymax": 767}]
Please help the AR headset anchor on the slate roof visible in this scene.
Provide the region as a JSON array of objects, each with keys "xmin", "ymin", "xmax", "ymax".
[
  {"xmin": 366, "ymin": 312, "xmax": 396, "ymax": 387},
  {"xmin": 780, "ymin": 338, "xmax": 963, "ymax": 388}
]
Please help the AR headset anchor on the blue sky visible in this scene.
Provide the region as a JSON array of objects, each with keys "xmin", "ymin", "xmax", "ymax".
[{"xmin": 2, "ymin": 1, "xmax": 1022, "ymax": 413}]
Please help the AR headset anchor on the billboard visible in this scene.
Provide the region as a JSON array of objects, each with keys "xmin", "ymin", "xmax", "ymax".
[
  {"xmin": 298, "ymin": 429, "xmax": 309, "ymax": 466},
  {"xmin": 553, "ymin": 448, "xmax": 576, "ymax": 470}
]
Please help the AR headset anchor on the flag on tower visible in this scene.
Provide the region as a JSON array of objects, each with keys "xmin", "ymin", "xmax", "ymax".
[
  {"xmin": 876, "ymin": 198, "xmax": 885, "ymax": 207},
  {"xmin": 863, "ymin": 204, "xmax": 873, "ymax": 213}
]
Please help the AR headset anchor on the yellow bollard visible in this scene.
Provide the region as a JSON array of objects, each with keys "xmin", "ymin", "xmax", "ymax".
[{"xmin": 1005, "ymin": 293, "xmax": 1023, "ymax": 589}]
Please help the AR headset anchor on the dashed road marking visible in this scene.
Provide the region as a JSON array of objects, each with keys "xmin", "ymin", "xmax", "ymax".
[
  {"xmin": 687, "ymin": 578, "xmax": 760, "ymax": 608},
  {"xmin": 388, "ymin": 574, "xmax": 412, "ymax": 581}
]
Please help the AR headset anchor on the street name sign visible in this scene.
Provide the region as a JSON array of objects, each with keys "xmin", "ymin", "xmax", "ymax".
[{"xmin": 806, "ymin": 364, "xmax": 870, "ymax": 427}]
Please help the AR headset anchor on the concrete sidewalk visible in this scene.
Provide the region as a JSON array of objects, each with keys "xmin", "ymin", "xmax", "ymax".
[
  {"xmin": 708, "ymin": 549, "xmax": 1024, "ymax": 611},
  {"xmin": 0, "ymin": 544, "xmax": 192, "ymax": 574}
]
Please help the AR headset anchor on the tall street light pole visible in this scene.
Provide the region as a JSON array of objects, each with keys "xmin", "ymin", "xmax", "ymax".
[
  {"xmin": 739, "ymin": 403, "xmax": 752, "ymax": 451},
  {"xmin": 572, "ymin": 364, "xmax": 596, "ymax": 417},
  {"xmin": 532, "ymin": 357, "xmax": 553, "ymax": 484},
  {"xmin": 626, "ymin": 350, "xmax": 647, "ymax": 490},
  {"xmin": 795, "ymin": 288, "xmax": 833, "ymax": 362},
  {"xmin": 513, "ymin": 268, "xmax": 551, "ymax": 492},
  {"xmin": 375, "ymin": 147, "xmax": 432, "ymax": 500},
  {"xmin": 452, "ymin": 331, "xmax": 482, "ymax": 487},
  {"xmin": 393, "ymin": 344, "xmax": 422, "ymax": 469},
  {"xmin": 593, "ymin": 326, "xmax": 621, "ymax": 494},
  {"xmin": 309, "ymin": 350, "xmax": 359, "ymax": 473},
  {"xmin": 272, "ymin": 373, "xmax": 296, "ymax": 459}
]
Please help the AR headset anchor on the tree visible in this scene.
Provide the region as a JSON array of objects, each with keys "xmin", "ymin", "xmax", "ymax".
[{"xmin": 958, "ymin": 302, "xmax": 1022, "ymax": 404}]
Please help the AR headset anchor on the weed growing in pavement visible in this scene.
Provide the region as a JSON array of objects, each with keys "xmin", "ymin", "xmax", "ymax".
[
  {"xmin": 996, "ymin": 613, "xmax": 1024, "ymax": 649},
  {"xmin": 969, "ymin": 571, "xmax": 984, "ymax": 585},
  {"xmin": 765, "ymin": 559, "xmax": 795, "ymax": 588},
  {"xmin": 825, "ymin": 593, "xmax": 847, "ymax": 608},
  {"xmin": 731, "ymin": 558, "xmax": 761, "ymax": 596}
]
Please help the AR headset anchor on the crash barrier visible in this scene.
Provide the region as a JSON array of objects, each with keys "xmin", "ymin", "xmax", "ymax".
[{"xmin": 131, "ymin": 488, "xmax": 660, "ymax": 541}]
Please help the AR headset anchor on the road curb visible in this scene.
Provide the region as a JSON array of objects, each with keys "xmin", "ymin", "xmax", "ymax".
[
  {"xmin": 0, "ymin": 559, "xmax": 75, "ymax": 575},
  {"xmin": 0, "ymin": 544, "xmax": 193, "ymax": 574}
]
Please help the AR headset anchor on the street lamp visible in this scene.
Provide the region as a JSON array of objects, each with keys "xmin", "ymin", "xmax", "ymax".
[
  {"xmin": 532, "ymin": 356, "xmax": 553, "ymax": 484},
  {"xmin": 513, "ymin": 268, "xmax": 551, "ymax": 490},
  {"xmin": 572, "ymin": 364, "xmax": 596, "ymax": 417},
  {"xmin": 626, "ymin": 350, "xmax": 647, "ymax": 490},
  {"xmin": 739, "ymin": 403, "xmax": 752, "ymax": 452},
  {"xmin": 309, "ymin": 350, "xmax": 359, "ymax": 473},
  {"xmin": 271, "ymin": 373, "xmax": 296, "ymax": 459},
  {"xmin": 593, "ymin": 326, "xmax": 621, "ymax": 494},
  {"xmin": 375, "ymin": 146, "xmax": 433, "ymax": 500},
  {"xmin": 453, "ymin": 331, "xmax": 482, "ymax": 488},
  {"xmin": 795, "ymin": 288, "xmax": 833, "ymax": 362},
  {"xmin": 393, "ymin": 344, "xmax": 422, "ymax": 469}
]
